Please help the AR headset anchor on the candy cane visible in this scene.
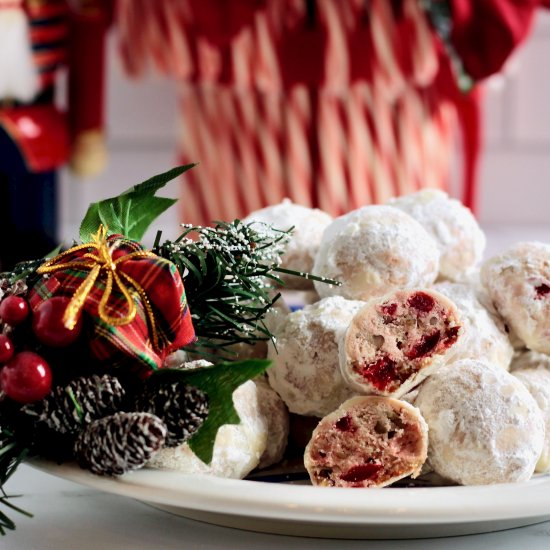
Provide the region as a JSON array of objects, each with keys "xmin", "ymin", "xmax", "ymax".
[
  {"xmin": 317, "ymin": 93, "xmax": 348, "ymax": 215},
  {"xmin": 370, "ymin": 0, "xmax": 406, "ymax": 101},
  {"xmin": 405, "ymin": 0, "xmax": 438, "ymax": 87},
  {"xmin": 284, "ymin": 86, "xmax": 313, "ymax": 207},
  {"xmin": 347, "ymin": 83, "xmax": 375, "ymax": 209},
  {"xmin": 178, "ymin": 87, "xmax": 214, "ymax": 225}
]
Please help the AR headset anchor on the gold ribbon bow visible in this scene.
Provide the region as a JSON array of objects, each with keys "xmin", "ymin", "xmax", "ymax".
[{"xmin": 37, "ymin": 226, "xmax": 160, "ymax": 347}]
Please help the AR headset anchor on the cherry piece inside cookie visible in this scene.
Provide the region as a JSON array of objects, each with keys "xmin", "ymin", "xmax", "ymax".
[
  {"xmin": 340, "ymin": 289, "xmax": 462, "ymax": 397},
  {"xmin": 535, "ymin": 283, "xmax": 550, "ymax": 299},
  {"xmin": 304, "ymin": 396, "xmax": 428, "ymax": 488}
]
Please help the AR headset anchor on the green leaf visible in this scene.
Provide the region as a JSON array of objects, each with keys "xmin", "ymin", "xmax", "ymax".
[
  {"xmin": 79, "ymin": 164, "xmax": 197, "ymax": 242},
  {"xmin": 151, "ymin": 359, "xmax": 271, "ymax": 464}
]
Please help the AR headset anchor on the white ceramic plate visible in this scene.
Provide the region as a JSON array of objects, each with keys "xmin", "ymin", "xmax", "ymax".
[{"xmin": 29, "ymin": 459, "xmax": 550, "ymax": 539}]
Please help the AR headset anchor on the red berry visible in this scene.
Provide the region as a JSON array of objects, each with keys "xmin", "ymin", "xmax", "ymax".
[
  {"xmin": 0, "ymin": 296, "xmax": 29, "ymax": 326},
  {"xmin": 444, "ymin": 326, "xmax": 460, "ymax": 346},
  {"xmin": 340, "ymin": 463, "xmax": 383, "ymax": 483},
  {"xmin": 407, "ymin": 292, "xmax": 435, "ymax": 313},
  {"xmin": 379, "ymin": 302, "xmax": 398, "ymax": 317},
  {"xmin": 535, "ymin": 284, "xmax": 550, "ymax": 299},
  {"xmin": 0, "ymin": 334, "xmax": 14, "ymax": 363},
  {"xmin": 0, "ymin": 351, "xmax": 52, "ymax": 403},
  {"xmin": 32, "ymin": 296, "xmax": 83, "ymax": 347},
  {"xmin": 356, "ymin": 355, "xmax": 401, "ymax": 392},
  {"xmin": 405, "ymin": 331, "xmax": 441, "ymax": 360},
  {"xmin": 335, "ymin": 415, "xmax": 356, "ymax": 433}
]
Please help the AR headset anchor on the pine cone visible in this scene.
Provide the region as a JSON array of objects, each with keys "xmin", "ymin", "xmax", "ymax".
[
  {"xmin": 0, "ymin": 391, "xmax": 75, "ymax": 461},
  {"xmin": 74, "ymin": 412, "xmax": 167, "ymax": 476},
  {"xmin": 135, "ymin": 382, "xmax": 209, "ymax": 446},
  {"xmin": 0, "ymin": 277, "xmax": 28, "ymax": 302},
  {"xmin": 21, "ymin": 374, "xmax": 126, "ymax": 434}
]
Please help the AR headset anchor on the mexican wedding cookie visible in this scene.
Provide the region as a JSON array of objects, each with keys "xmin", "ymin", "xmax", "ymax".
[
  {"xmin": 304, "ymin": 396, "xmax": 428, "ymax": 487},
  {"xmin": 480, "ymin": 242, "xmax": 550, "ymax": 354},
  {"xmin": 267, "ymin": 296, "xmax": 365, "ymax": 417},
  {"xmin": 148, "ymin": 380, "xmax": 275, "ymax": 479},
  {"xmin": 312, "ymin": 206, "xmax": 440, "ymax": 301},
  {"xmin": 389, "ymin": 189, "xmax": 485, "ymax": 281},
  {"xmin": 511, "ymin": 351, "xmax": 550, "ymax": 473},
  {"xmin": 340, "ymin": 289, "xmax": 462, "ymax": 397},
  {"xmin": 243, "ymin": 199, "xmax": 332, "ymax": 289},
  {"xmin": 433, "ymin": 282, "xmax": 513, "ymax": 370},
  {"xmin": 254, "ymin": 376, "xmax": 289, "ymax": 469},
  {"xmin": 415, "ymin": 360, "xmax": 544, "ymax": 485}
]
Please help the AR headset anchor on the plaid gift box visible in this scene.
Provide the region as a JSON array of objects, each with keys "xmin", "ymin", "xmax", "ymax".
[{"xmin": 29, "ymin": 231, "xmax": 195, "ymax": 375}]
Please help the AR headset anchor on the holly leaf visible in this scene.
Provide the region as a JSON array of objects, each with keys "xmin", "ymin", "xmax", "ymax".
[
  {"xmin": 150, "ymin": 359, "xmax": 271, "ymax": 464},
  {"xmin": 79, "ymin": 164, "xmax": 197, "ymax": 242}
]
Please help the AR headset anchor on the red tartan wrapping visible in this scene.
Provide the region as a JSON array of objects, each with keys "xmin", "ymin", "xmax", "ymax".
[{"xmin": 29, "ymin": 235, "xmax": 195, "ymax": 375}]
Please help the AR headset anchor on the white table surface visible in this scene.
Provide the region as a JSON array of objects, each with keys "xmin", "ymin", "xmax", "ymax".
[
  {"xmin": 5, "ymin": 224, "xmax": 550, "ymax": 549},
  {"xmin": 4, "ymin": 464, "xmax": 550, "ymax": 550}
]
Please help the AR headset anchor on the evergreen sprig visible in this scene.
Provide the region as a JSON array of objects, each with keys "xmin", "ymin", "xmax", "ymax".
[
  {"xmin": 154, "ymin": 220, "xmax": 288, "ymax": 353},
  {"xmin": 154, "ymin": 220, "xmax": 340, "ymax": 354}
]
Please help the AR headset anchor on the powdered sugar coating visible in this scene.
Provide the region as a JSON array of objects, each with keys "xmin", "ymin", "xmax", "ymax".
[
  {"xmin": 162, "ymin": 352, "xmax": 212, "ymax": 370},
  {"xmin": 254, "ymin": 376, "xmax": 289, "ymax": 469},
  {"xmin": 304, "ymin": 396, "xmax": 428, "ymax": 488},
  {"xmin": 244, "ymin": 199, "xmax": 332, "ymax": 290},
  {"xmin": 475, "ymin": 282, "xmax": 527, "ymax": 351},
  {"xmin": 480, "ymin": 242, "xmax": 550, "ymax": 354},
  {"xmin": 389, "ymin": 189, "xmax": 486, "ymax": 281},
  {"xmin": 312, "ymin": 206, "xmax": 440, "ymax": 301},
  {"xmin": 512, "ymin": 368, "xmax": 550, "ymax": 473},
  {"xmin": 147, "ymin": 381, "xmax": 268, "ymax": 479},
  {"xmin": 267, "ymin": 296, "xmax": 365, "ymax": 417},
  {"xmin": 510, "ymin": 351, "xmax": 550, "ymax": 473},
  {"xmin": 433, "ymin": 281, "xmax": 513, "ymax": 370},
  {"xmin": 415, "ymin": 359, "xmax": 544, "ymax": 485},
  {"xmin": 340, "ymin": 289, "xmax": 462, "ymax": 398}
]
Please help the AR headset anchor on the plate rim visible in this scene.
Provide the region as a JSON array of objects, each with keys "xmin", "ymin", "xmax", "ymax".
[{"xmin": 28, "ymin": 458, "xmax": 550, "ymax": 527}]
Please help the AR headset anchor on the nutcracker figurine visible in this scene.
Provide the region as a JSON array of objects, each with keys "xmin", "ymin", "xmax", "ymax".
[
  {"xmin": 115, "ymin": 0, "xmax": 546, "ymax": 226},
  {"xmin": 0, "ymin": 0, "xmax": 109, "ymax": 271}
]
